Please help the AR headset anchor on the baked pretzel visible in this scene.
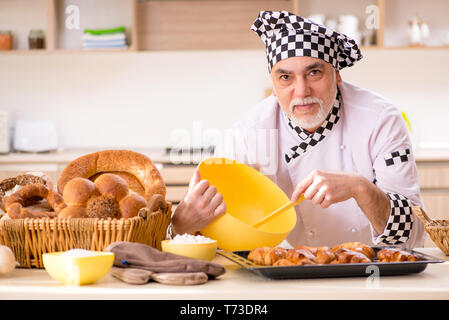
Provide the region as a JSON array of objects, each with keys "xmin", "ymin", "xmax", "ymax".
[
  {"xmin": 0, "ymin": 173, "xmax": 53, "ymax": 211},
  {"xmin": 5, "ymin": 183, "xmax": 65, "ymax": 219},
  {"xmin": 377, "ymin": 248, "xmax": 419, "ymax": 262}
]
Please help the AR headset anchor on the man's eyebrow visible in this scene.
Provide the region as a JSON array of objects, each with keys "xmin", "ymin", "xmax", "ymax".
[
  {"xmin": 304, "ymin": 62, "xmax": 325, "ymax": 71},
  {"xmin": 274, "ymin": 62, "xmax": 325, "ymax": 75},
  {"xmin": 274, "ymin": 68, "xmax": 292, "ymax": 74}
]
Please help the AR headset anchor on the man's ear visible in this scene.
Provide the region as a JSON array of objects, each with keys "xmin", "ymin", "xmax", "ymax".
[{"xmin": 336, "ymin": 70, "xmax": 342, "ymax": 86}]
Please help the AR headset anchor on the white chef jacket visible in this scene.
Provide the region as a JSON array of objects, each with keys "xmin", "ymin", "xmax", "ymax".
[{"xmin": 215, "ymin": 80, "xmax": 424, "ymax": 249}]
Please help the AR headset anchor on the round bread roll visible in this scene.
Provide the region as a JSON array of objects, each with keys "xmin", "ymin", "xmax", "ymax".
[
  {"xmin": 62, "ymin": 177, "xmax": 97, "ymax": 206},
  {"xmin": 90, "ymin": 171, "xmax": 145, "ymax": 196},
  {"xmin": 58, "ymin": 205, "xmax": 87, "ymax": 218},
  {"xmin": 57, "ymin": 150, "xmax": 166, "ymax": 202},
  {"xmin": 94, "ymin": 173, "xmax": 128, "ymax": 202},
  {"xmin": 119, "ymin": 193, "xmax": 147, "ymax": 218}
]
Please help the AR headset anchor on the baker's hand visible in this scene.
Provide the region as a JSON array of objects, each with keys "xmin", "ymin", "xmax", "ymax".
[
  {"xmin": 171, "ymin": 169, "xmax": 226, "ymax": 235},
  {"xmin": 291, "ymin": 170, "xmax": 362, "ymax": 208}
]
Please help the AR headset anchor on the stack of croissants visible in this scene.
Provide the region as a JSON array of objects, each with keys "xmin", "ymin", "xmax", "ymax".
[
  {"xmin": 248, "ymin": 242, "xmax": 420, "ymax": 265},
  {"xmin": 0, "ymin": 150, "xmax": 166, "ymax": 220}
]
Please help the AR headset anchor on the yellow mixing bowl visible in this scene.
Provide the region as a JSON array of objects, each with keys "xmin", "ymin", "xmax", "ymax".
[
  {"xmin": 43, "ymin": 251, "xmax": 114, "ymax": 286},
  {"xmin": 161, "ymin": 240, "xmax": 218, "ymax": 261},
  {"xmin": 199, "ymin": 157, "xmax": 297, "ymax": 251}
]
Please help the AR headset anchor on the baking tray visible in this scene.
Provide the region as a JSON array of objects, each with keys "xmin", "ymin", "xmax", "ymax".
[{"xmin": 218, "ymin": 247, "xmax": 444, "ymax": 279}]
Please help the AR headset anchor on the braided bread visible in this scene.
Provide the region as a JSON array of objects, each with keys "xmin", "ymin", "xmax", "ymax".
[{"xmin": 59, "ymin": 174, "xmax": 148, "ymax": 219}]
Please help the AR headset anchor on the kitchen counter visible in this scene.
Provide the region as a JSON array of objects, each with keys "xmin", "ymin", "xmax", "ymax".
[
  {"xmin": 1, "ymin": 148, "xmax": 449, "ymax": 165},
  {"xmin": 0, "ymin": 148, "xmax": 199, "ymax": 165},
  {"xmin": 0, "ymin": 248, "xmax": 448, "ymax": 300}
]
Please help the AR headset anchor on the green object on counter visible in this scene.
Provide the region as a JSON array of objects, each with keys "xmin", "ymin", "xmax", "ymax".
[{"xmin": 84, "ymin": 26, "xmax": 125, "ymax": 35}]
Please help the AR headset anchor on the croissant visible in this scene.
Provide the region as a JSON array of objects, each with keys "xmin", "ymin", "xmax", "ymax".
[
  {"xmin": 247, "ymin": 242, "xmax": 418, "ymax": 267},
  {"xmin": 273, "ymin": 258, "xmax": 296, "ymax": 266},
  {"xmin": 286, "ymin": 248, "xmax": 317, "ymax": 265},
  {"xmin": 377, "ymin": 248, "xmax": 419, "ymax": 262},
  {"xmin": 264, "ymin": 247, "xmax": 287, "ymax": 266},
  {"xmin": 331, "ymin": 242, "xmax": 375, "ymax": 260},
  {"xmin": 247, "ymin": 247, "xmax": 271, "ymax": 265},
  {"xmin": 315, "ymin": 247, "xmax": 336, "ymax": 264},
  {"xmin": 331, "ymin": 248, "xmax": 372, "ymax": 264},
  {"xmin": 294, "ymin": 245, "xmax": 318, "ymax": 255}
]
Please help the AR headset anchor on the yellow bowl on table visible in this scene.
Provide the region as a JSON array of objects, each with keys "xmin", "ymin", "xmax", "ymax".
[
  {"xmin": 161, "ymin": 239, "xmax": 218, "ymax": 261},
  {"xmin": 198, "ymin": 157, "xmax": 297, "ymax": 252},
  {"xmin": 42, "ymin": 250, "xmax": 114, "ymax": 286}
]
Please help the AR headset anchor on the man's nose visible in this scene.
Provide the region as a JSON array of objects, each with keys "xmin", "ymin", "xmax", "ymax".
[{"xmin": 293, "ymin": 77, "xmax": 312, "ymax": 98}]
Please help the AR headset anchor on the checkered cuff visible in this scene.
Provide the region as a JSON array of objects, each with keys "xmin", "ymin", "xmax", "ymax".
[{"xmin": 375, "ymin": 193, "xmax": 413, "ymax": 245}]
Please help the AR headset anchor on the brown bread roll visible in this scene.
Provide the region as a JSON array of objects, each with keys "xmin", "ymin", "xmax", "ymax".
[
  {"xmin": 62, "ymin": 177, "xmax": 97, "ymax": 206},
  {"xmin": 119, "ymin": 193, "xmax": 148, "ymax": 219}
]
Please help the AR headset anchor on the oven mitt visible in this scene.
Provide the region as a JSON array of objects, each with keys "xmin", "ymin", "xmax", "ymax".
[
  {"xmin": 151, "ymin": 272, "xmax": 208, "ymax": 285},
  {"xmin": 110, "ymin": 267, "xmax": 153, "ymax": 285},
  {"xmin": 110, "ymin": 267, "xmax": 209, "ymax": 286},
  {"xmin": 105, "ymin": 241, "xmax": 225, "ymax": 278}
]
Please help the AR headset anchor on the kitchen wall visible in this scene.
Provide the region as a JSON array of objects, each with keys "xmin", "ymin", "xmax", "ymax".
[{"xmin": 1, "ymin": 48, "xmax": 449, "ymax": 150}]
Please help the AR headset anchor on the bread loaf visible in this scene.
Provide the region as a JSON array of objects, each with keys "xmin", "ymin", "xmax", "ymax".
[{"xmin": 57, "ymin": 150, "xmax": 166, "ymax": 202}]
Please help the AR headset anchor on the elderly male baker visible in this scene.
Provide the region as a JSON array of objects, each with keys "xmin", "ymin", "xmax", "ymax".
[{"xmin": 172, "ymin": 11, "xmax": 424, "ymax": 249}]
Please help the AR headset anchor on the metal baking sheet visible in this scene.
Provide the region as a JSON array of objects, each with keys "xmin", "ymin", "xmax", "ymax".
[{"xmin": 218, "ymin": 247, "xmax": 444, "ymax": 280}]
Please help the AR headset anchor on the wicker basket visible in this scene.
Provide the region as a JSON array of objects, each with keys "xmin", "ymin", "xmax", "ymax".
[
  {"xmin": 0, "ymin": 195, "xmax": 171, "ymax": 268},
  {"xmin": 412, "ymin": 206, "xmax": 449, "ymax": 255}
]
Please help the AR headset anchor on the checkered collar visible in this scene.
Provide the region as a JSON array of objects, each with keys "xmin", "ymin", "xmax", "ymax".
[{"xmin": 284, "ymin": 90, "xmax": 342, "ymax": 163}]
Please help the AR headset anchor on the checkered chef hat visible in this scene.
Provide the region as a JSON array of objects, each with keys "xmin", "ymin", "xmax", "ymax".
[{"xmin": 251, "ymin": 11, "xmax": 363, "ymax": 72}]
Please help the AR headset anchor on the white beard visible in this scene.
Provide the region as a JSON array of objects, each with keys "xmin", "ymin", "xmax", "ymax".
[
  {"xmin": 286, "ymin": 91, "xmax": 336, "ymax": 131},
  {"xmin": 288, "ymin": 100, "xmax": 327, "ymax": 131}
]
